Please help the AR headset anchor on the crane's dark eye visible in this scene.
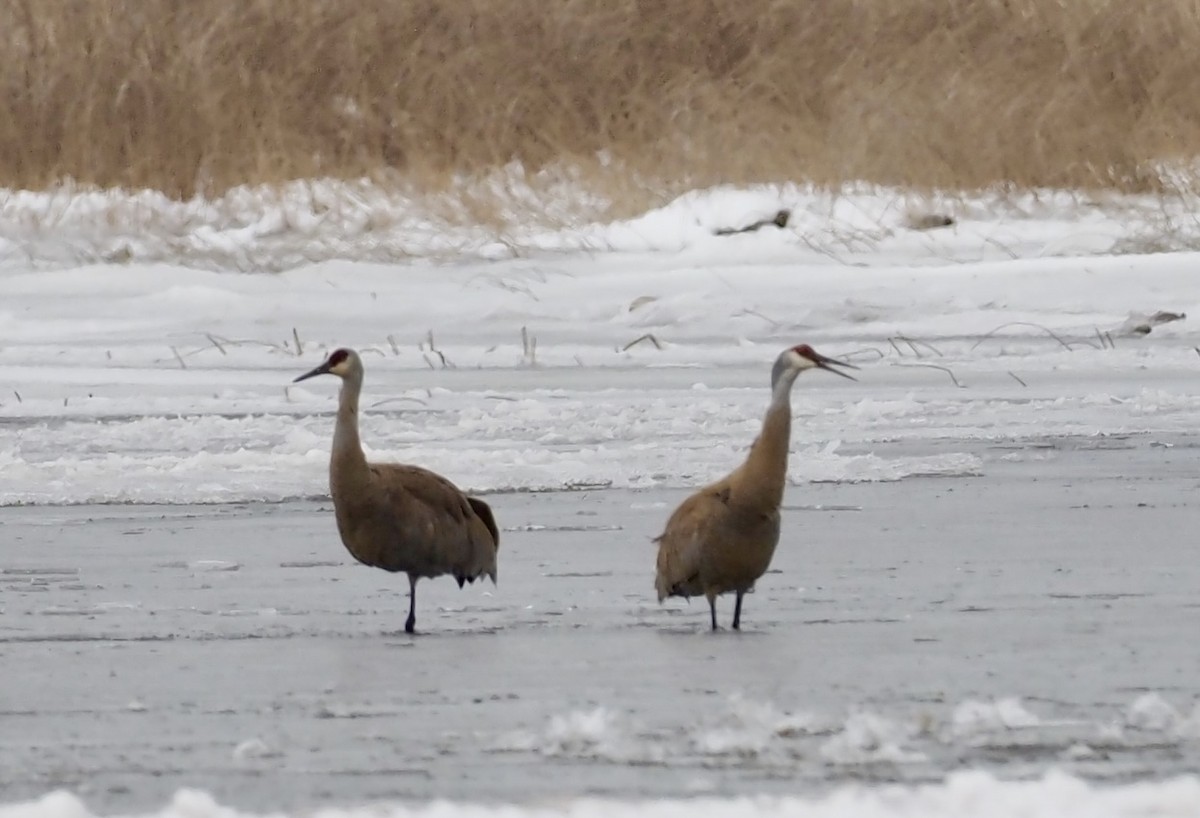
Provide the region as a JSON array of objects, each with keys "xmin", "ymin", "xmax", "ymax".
[{"xmin": 328, "ymin": 349, "xmax": 350, "ymax": 366}]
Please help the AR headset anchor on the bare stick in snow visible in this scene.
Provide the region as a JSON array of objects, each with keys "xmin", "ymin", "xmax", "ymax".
[
  {"xmin": 622, "ymin": 333, "xmax": 663, "ymax": 351},
  {"xmin": 898, "ymin": 336, "xmax": 944, "ymax": 357},
  {"xmin": 892, "ymin": 362, "xmax": 964, "ymax": 388},
  {"xmin": 970, "ymin": 321, "xmax": 1098, "ymax": 352}
]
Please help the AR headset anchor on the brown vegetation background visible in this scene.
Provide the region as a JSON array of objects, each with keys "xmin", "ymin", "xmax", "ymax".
[{"xmin": 3, "ymin": 0, "xmax": 1200, "ymax": 206}]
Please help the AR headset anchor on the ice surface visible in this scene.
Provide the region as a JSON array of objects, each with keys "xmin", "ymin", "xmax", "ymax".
[
  {"xmin": 3, "ymin": 181, "xmax": 1200, "ymax": 816},
  {"xmin": 4, "ymin": 458, "xmax": 1200, "ymax": 813}
]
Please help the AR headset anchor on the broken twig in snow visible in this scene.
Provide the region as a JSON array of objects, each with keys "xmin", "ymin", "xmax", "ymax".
[
  {"xmin": 521, "ymin": 326, "xmax": 538, "ymax": 366},
  {"xmin": 970, "ymin": 321, "xmax": 1096, "ymax": 352},
  {"xmin": 205, "ymin": 334, "xmax": 227, "ymax": 355},
  {"xmin": 892, "ymin": 362, "xmax": 965, "ymax": 388},
  {"xmin": 622, "ymin": 333, "xmax": 663, "ymax": 351},
  {"xmin": 897, "ymin": 336, "xmax": 943, "ymax": 358}
]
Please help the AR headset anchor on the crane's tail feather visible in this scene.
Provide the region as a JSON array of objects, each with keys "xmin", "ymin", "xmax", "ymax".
[
  {"xmin": 654, "ymin": 574, "xmax": 672, "ymax": 603},
  {"xmin": 467, "ymin": 497, "xmax": 500, "ymax": 551}
]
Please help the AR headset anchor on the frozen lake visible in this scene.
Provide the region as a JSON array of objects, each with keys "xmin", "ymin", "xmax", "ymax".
[
  {"xmin": 4, "ymin": 183, "xmax": 1200, "ymax": 816},
  {"xmin": 4, "ymin": 432, "xmax": 1199, "ymax": 813}
]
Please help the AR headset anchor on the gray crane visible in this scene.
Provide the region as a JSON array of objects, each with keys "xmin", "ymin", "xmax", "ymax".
[
  {"xmin": 653, "ymin": 344, "xmax": 857, "ymax": 630},
  {"xmin": 294, "ymin": 348, "xmax": 499, "ymax": 634}
]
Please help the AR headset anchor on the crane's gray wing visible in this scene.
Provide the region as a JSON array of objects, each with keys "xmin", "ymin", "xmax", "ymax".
[{"xmin": 368, "ymin": 464, "xmax": 470, "ymax": 532}]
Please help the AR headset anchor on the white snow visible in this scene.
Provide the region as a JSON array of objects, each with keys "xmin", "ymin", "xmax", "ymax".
[
  {"xmin": 1126, "ymin": 694, "xmax": 1200, "ymax": 739},
  {"xmin": 231, "ymin": 738, "xmax": 280, "ymax": 763},
  {"xmin": 492, "ymin": 706, "xmax": 664, "ymax": 765},
  {"xmin": 4, "ymin": 177, "xmax": 1200, "ymax": 272},
  {"xmin": 484, "ymin": 692, "xmax": 1200, "ymax": 778},
  {"xmin": 818, "ymin": 712, "xmax": 926, "ymax": 765},
  {"xmin": 541, "ymin": 708, "xmax": 635, "ymax": 759},
  {"xmin": 693, "ymin": 695, "xmax": 826, "ymax": 757},
  {"xmin": 3, "ymin": 182, "xmax": 1199, "ymax": 506},
  {"xmin": 951, "ymin": 697, "xmax": 1043, "ymax": 739}
]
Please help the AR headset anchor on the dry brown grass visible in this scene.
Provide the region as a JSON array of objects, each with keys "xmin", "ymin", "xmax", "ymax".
[{"xmin": 4, "ymin": 0, "xmax": 1200, "ymax": 211}]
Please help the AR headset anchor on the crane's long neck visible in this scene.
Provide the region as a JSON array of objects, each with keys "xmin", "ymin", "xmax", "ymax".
[
  {"xmin": 331, "ymin": 370, "xmax": 370, "ymax": 492},
  {"xmin": 735, "ymin": 372, "xmax": 797, "ymax": 509}
]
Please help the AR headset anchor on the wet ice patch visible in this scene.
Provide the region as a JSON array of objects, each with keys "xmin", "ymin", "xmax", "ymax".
[{"xmin": 315, "ymin": 703, "xmax": 401, "ymax": 720}]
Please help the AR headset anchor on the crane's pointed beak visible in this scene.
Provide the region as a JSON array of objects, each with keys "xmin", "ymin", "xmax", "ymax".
[
  {"xmin": 293, "ymin": 360, "xmax": 331, "ymax": 383},
  {"xmin": 814, "ymin": 353, "xmax": 859, "ymax": 381}
]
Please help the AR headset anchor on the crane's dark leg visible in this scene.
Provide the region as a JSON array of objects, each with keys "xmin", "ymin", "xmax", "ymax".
[
  {"xmin": 708, "ymin": 595, "xmax": 719, "ymax": 631},
  {"xmin": 732, "ymin": 591, "xmax": 745, "ymax": 630},
  {"xmin": 405, "ymin": 575, "xmax": 418, "ymax": 634}
]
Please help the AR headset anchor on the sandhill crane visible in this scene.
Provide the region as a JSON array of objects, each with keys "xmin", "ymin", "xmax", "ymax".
[
  {"xmin": 654, "ymin": 344, "xmax": 857, "ymax": 631},
  {"xmin": 294, "ymin": 348, "xmax": 499, "ymax": 634}
]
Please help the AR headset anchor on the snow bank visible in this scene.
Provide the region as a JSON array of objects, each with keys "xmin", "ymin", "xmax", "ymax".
[
  {"xmin": 3, "ymin": 183, "xmax": 1199, "ymax": 506},
  {"xmin": 4, "ymin": 178, "xmax": 1200, "ymax": 272}
]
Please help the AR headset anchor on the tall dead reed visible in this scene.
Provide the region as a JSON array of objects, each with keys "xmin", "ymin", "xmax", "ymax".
[{"xmin": 2, "ymin": 0, "xmax": 1200, "ymax": 212}]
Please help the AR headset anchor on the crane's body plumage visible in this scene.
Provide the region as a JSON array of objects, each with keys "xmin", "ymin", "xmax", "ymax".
[
  {"xmin": 296, "ymin": 348, "xmax": 498, "ymax": 633},
  {"xmin": 654, "ymin": 485, "xmax": 782, "ymax": 600},
  {"xmin": 333, "ymin": 463, "xmax": 498, "ymax": 582},
  {"xmin": 654, "ymin": 344, "xmax": 855, "ymax": 630}
]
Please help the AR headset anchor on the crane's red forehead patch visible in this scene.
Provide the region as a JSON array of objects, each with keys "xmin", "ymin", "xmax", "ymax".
[
  {"xmin": 328, "ymin": 348, "xmax": 350, "ymax": 365},
  {"xmin": 792, "ymin": 343, "xmax": 816, "ymax": 359}
]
